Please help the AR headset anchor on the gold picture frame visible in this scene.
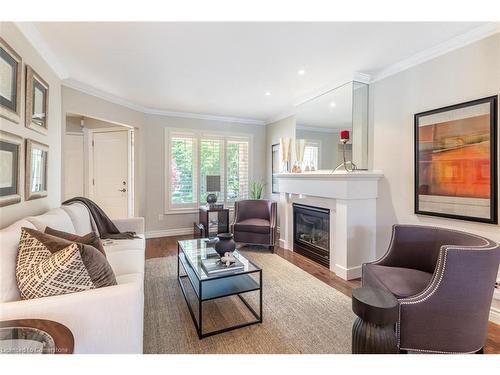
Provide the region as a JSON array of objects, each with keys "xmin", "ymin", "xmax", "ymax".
[
  {"xmin": 0, "ymin": 130, "xmax": 22, "ymax": 207},
  {"xmin": 25, "ymin": 139, "xmax": 49, "ymax": 201},
  {"xmin": 25, "ymin": 65, "xmax": 49, "ymax": 135},
  {"xmin": 0, "ymin": 37, "xmax": 22, "ymax": 124}
]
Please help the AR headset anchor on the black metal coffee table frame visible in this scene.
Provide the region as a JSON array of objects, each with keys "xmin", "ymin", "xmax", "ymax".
[{"xmin": 177, "ymin": 242, "xmax": 263, "ymax": 339}]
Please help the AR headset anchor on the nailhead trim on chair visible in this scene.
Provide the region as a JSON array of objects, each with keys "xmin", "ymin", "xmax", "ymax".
[{"xmin": 369, "ymin": 224, "xmax": 498, "ymax": 354}]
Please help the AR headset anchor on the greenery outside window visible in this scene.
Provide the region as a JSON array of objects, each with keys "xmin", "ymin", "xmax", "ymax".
[{"xmin": 166, "ymin": 129, "xmax": 251, "ymax": 212}]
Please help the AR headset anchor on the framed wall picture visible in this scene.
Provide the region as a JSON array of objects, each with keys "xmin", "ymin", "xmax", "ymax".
[
  {"xmin": 25, "ymin": 65, "xmax": 49, "ymax": 134},
  {"xmin": 0, "ymin": 131, "xmax": 22, "ymax": 206},
  {"xmin": 25, "ymin": 139, "xmax": 49, "ymax": 201},
  {"xmin": 0, "ymin": 37, "xmax": 22, "ymax": 124},
  {"xmin": 414, "ymin": 95, "xmax": 498, "ymax": 224},
  {"xmin": 272, "ymin": 143, "xmax": 280, "ymax": 194}
]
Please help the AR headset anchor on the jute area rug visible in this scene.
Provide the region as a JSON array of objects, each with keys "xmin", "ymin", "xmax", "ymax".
[{"xmin": 143, "ymin": 247, "xmax": 355, "ymax": 353}]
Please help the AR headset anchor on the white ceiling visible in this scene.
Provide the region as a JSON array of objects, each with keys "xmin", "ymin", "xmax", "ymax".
[{"xmin": 27, "ymin": 22, "xmax": 492, "ymax": 122}]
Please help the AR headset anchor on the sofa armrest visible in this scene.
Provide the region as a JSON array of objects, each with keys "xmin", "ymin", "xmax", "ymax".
[
  {"xmin": 112, "ymin": 217, "xmax": 145, "ymax": 235},
  {"xmin": 0, "ymin": 277, "xmax": 144, "ymax": 353}
]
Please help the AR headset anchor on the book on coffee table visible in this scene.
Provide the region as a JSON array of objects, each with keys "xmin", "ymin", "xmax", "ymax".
[{"xmin": 201, "ymin": 257, "xmax": 244, "ymax": 276}]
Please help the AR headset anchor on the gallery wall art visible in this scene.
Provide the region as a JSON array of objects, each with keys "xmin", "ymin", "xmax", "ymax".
[
  {"xmin": 414, "ymin": 95, "xmax": 498, "ymax": 224},
  {"xmin": 25, "ymin": 139, "xmax": 49, "ymax": 201},
  {"xmin": 25, "ymin": 65, "xmax": 49, "ymax": 135},
  {"xmin": 0, "ymin": 131, "xmax": 22, "ymax": 207},
  {"xmin": 0, "ymin": 37, "xmax": 22, "ymax": 124}
]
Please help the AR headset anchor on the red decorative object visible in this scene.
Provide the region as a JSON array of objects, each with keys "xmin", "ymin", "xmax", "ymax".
[{"xmin": 340, "ymin": 130, "xmax": 350, "ymax": 141}]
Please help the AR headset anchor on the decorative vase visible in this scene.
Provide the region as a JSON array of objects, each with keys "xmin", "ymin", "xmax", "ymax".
[
  {"xmin": 206, "ymin": 193, "xmax": 217, "ymax": 205},
  {"xmin": 214, "ymin": 233, "xmax": 236, "ymax": 257}
]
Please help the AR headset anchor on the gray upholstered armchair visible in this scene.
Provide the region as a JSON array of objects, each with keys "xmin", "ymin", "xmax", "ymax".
[
  {"xmin": 230, "ymin": 199, "xmax": 277, "ymax": 252},
  {"xmin": 362, "ymin": 224, "xmax": 500, "ymax": 354}
]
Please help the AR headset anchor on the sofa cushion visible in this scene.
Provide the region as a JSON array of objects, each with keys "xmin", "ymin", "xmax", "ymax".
[
  {"xmin": 27, "ymin": 208, "xmax": 76, "ymax": 234},
  {"xmin": 102, "ymin": 235, "xmax": 145, "ymax": 254},
  {"xmin": 62, "ymin": 203, "xmax": 93, "ymax": 235},
  {"xmin": 16, "ymin": 228, "xmax": 117, "ymax": 300},
  {"xmin": 234, "ymin": 218, "xmax": 270, "ymax": 234},
  {"xmin": 45, "ymin": 226, "xmax": 106, "ymax": 257},
  {"xmin": 363, "ymin": 264, "xmax": 433, "ymax": 299},
  {"xmin": 0, "ymin": 220, "xmax": 36, "ymax": 302}
]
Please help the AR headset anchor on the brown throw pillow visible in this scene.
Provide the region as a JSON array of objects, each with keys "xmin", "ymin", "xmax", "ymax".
[
  {"xmin": 16, "ymin": 227, "xmax": 117, "ymax": 300},
  {"xmin": 45, "ymin": 226, "xmax": 106, "ymax": 257}
]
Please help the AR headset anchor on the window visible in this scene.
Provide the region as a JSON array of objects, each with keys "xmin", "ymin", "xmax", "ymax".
[
  {"xmin": 169, "ymin": 135, "xmax": 198, "ymax": 207},
  {"xmin": 166, "ymin": 130, "xmax": 251, "ymax": 211},
  {"xmin": 303, "ymin": 141, "xmax": 320, "ymax": 170}
]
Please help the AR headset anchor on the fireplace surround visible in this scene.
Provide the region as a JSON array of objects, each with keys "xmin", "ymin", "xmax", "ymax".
[{"xmin": 276, "ymin": 170, "xmax": 383, "ymax": 280}]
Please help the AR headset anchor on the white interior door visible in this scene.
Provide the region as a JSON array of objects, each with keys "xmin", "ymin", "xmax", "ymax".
[
  {"xmin": 63, "ymin": 134, "xmax": 84, "ymax": 200},
  {"xmin": 91, "ymin": 130, "xmax": 129, "ymax": 218}
]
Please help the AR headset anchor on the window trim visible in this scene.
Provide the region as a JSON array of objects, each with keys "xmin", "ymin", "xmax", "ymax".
[{"xmin": 164, "ymin": 127, "xmax": 253, "ymax": 215}]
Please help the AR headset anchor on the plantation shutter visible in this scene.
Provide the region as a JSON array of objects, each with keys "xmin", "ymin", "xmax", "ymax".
[
  {"xmin": 226, "ymin": 138, "xmax": 249, "ymax": 202},
  {"xmin": 169, "ymin": 133, "xmax": 198, "ymax": 208},
  {"xmin": 199, "ymin": 138, "xmax": 224, "ymax": 204}
]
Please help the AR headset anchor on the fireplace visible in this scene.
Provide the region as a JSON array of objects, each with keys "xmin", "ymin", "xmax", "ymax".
[{"xmin": 293, "ymin": 203, "xmax": 330, "ymax": 267}]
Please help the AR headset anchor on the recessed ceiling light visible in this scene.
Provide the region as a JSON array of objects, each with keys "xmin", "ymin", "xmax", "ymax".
[
  {"xmin": 330, "ymin": 101, "xmax": 336, "ymax": 108},
  {"xmin": 265, "ymin": 92, "xmax": 271, "ymax": 96},
  {"xmin": 297, "ymin": 69, "xmax": 305, "ymax": 75}
]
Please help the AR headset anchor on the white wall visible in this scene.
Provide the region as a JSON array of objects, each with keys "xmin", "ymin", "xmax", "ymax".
[
  {"xmin": 0, "ymin": 22, "xmax": 62, "ymax": 228},
  {"xmin": 265, "ymin": 116, "xmax": 296, "ymax": 200},
  {"xmin": 370, "ymin": 33, "xmax": 500, "ymax": 255}
]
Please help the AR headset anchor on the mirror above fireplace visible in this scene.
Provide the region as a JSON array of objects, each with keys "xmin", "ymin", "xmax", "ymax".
[{"xmin": 295, "ymin": 80, "xmax": 369, "ymax": 170}]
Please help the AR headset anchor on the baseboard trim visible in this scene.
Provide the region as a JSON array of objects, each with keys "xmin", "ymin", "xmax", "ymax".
[
  {"xmin": 490, "ymin": 305, "xmax": 500, "ymax": 325},
  {"xmin": 334, "ymin": 264, "xmax": 362, "ymax": 280},
  {"xmin": 145, "ymin": 228, "xmax": 192, "ymax": 239}
]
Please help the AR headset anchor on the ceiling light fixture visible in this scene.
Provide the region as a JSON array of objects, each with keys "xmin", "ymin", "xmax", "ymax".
[
  {"xmin": 330, "ymin": 101, "xmax": 336, "ymax": 108},
  {"xmin": 265, "ymin": 92, "xmax": 271, "ymax": 96},
  {"xmin": 297, "ymin": 69, "xmax": 305, "ymax": 75}
]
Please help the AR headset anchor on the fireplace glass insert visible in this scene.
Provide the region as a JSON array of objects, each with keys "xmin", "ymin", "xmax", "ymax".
[{"xmin": 293, "ymin": 203, "xmax": 330, "ymax": 267}]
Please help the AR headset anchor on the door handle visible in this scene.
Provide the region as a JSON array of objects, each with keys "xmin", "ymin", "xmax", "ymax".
[{"xmin": 118, "ymin": 188, "xmax": 127, "ymax": 192}]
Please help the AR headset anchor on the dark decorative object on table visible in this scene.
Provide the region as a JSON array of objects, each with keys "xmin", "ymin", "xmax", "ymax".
[
  {"xmin": 414, "ymin": 95, "xmax": 498, "ymax": 224},
  {"xmin": 206, "ymin": 193, "xmax": 217, "ymax": 205},
  {"xmin": 214, "ymin": 233, "xmax": 236, "ymax": 257},
  {"xmin": 205, "ymin": 175, "xmax": 221, "ymax": 207}
]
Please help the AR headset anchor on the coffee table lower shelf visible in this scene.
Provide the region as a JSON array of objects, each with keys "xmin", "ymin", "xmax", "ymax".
[{"xmin": 177, "ymin": 250, "xmax": 262, "ymax": 339}]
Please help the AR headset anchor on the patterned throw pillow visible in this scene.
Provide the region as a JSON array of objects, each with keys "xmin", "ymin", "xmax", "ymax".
[
  {"xmin": 44, "ymin": 226, "xmax": 106, "ymax": 257},
  {"xmin": 16, "ymin": 227, "xmax": 117, "ymax": 300}
]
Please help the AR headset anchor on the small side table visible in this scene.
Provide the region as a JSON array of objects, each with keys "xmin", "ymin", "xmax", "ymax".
[
  {"xmin": 199, "ymin": 205, "xmax": 230, "ymax": 236},
  {"xmin": 0, "ymin": 319, "xmax": 74, "ymax": 354},
  {"xmin": 351, "ymin": 287, "xmax": 399, "ymax": 354}
]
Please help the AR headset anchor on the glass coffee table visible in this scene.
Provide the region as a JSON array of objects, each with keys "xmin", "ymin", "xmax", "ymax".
[{"xmin": 177, "ymin": 239, "xmax": 262, "ymax": 339}]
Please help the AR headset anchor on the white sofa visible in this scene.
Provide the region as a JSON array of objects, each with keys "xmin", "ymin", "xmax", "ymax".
[{"xmin": 0, "ymin": 203, "xmax": 145, "ymax": 353}]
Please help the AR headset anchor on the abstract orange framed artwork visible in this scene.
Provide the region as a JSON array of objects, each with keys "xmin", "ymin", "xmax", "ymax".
[{"xmin": 414, "ymin": 96, "xmax": 498, "ymax": 224}]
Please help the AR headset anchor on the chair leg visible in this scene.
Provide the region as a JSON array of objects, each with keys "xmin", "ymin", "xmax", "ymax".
[
  {"xmin": 269, "ymin": 245, "xmax": 275, "ymax": 253},
  {"xmin": 399, "ymin": 349, "xmax": 408, "ymax": 354},
  {"xmin": 476, "ymin": 347, "xmax": 484, "ymax": 354}
]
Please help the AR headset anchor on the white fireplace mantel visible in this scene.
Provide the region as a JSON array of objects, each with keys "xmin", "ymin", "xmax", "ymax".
[{"xmin": 276, "ymin": 170, "xmax": 383, "ymax": 280}]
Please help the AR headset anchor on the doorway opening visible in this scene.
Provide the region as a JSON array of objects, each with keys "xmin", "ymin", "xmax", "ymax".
[{"xmin": 63, "ymin": 114, "xmax": 135, "ymax": 218}]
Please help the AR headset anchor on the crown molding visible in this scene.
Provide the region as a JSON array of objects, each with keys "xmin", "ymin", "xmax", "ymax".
[
  {"xmin": 62, "ymin": 79, "xmax": 266, "ymax": 125},
  {"xmin": 14, "ymin": 22, "xmax": 69, "ymax": 79},
  {"xmin": 371, "ymin": 22, "xmax": 500, "ymax": 83}
]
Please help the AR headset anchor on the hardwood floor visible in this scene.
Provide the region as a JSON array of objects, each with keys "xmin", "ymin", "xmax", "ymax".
[{"xmin": 145, "ymin": 235, "xmax": 500, "ymax": 354}]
